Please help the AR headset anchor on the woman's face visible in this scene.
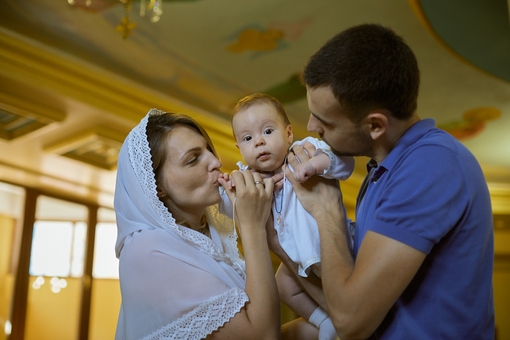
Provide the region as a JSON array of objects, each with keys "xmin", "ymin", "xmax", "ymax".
[{"xmin": 156, "ymin": 125, "xmax": 222, "ymax": 221}]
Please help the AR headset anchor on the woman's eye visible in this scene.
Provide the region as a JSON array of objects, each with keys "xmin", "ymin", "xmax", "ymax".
[{"xmin": 186, "ymin": 157, "xmax": 198, "ymax": 165}]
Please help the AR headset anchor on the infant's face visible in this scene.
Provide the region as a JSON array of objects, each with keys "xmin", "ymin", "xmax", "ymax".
[{"xmin": 233, "ymin": 103, "xmax": 293, "ymax": 172}]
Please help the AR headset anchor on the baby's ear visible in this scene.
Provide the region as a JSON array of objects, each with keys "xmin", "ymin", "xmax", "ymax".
[{"xmin": 286, "ymin": 124, "xmax": 293, "ymax": 143}]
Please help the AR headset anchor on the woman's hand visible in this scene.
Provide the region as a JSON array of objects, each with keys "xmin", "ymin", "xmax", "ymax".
[
  {"xmin": 248, "ymin": 168, "xmax": 285, "ymax": 192},
  {"xmin": 271, "ymin": 170, "xmax": 285, "ymax": 192},
  {"xmin": 213, "ymin": 170, "xmax": 281, "ymax": 340},
  {"xmin": 220, "ymin": 170, "xmax": 274, "ymax": 235}
]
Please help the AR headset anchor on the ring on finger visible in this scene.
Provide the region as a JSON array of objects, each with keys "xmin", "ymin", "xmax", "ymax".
[{"xmin": 254, "ymin": 180, "xmax": 265, "ymax": 187}]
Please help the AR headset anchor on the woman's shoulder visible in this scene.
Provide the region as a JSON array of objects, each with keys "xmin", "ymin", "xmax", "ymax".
[{"xmin": 122, "ymin": 229, "xmax": 172, "ymax": 256}]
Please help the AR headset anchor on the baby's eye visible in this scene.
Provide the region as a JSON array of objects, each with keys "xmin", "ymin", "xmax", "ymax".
[
  {"xmin": 242, "ymin": 136, "xmax": 252, "ymax": 142},
  {"xmin": 264, "ymin": 128, "xmax": 274, "ymax": 135}
]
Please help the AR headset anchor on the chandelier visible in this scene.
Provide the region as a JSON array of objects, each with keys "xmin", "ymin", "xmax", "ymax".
[
  {"xmin": 67, "ymin": 0, "xmax": 164, "ymax": 39},
  {"xmin": 117, "ymin": 0, "xmax": 163, "ymax": 39}
]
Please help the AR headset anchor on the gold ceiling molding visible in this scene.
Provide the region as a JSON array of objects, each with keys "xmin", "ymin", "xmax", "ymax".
[
  {"xmin": 0, "ymin": 28, "xmax": 230, "ymax": 126},
  {"xmin": 0, "ymin": 160, "xmax": 114, "ymax": 207},
  {"xmin": 0, "ymin": 27, "xmax": 240, "ymax": 169},
  {"xmin": 0, "ymin": 27, "xmax": 168, "ymax": 122},
  {"xmin": 0, "ymin": 92, "xmax": 65, "ymax": 140},
  {"xmin": 44, "ymin": 126, "xmax": 126, "ymax": 171}
]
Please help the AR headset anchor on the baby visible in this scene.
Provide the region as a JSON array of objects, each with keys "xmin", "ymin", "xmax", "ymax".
[{"xmin": 219, "ymin": 93, "xmax": 354, "ymax": 340}]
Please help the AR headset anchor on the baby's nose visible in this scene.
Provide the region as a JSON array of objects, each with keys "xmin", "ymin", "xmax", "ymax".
[{"xmin": 255, "ymin": 137, "xmax": 265, "ymax": 146}]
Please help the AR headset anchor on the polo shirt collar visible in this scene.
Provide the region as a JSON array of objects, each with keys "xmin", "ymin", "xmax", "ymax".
[{"xmin": 378, "ymin": 118, "xmax": 436, "ymax": 173}]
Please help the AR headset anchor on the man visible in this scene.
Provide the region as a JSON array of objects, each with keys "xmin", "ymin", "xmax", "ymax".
[{"xmin": 272, "ymin": 23, "xmax": 495, "ymax": 339}]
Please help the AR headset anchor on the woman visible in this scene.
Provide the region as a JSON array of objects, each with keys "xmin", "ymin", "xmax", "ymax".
[{"xmin": 114, "ymin": 108, "xmax": 280, "ymax": 339}]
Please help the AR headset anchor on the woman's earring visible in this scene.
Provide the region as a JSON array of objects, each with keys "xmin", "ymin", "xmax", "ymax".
[{"xmin": 157, "ymin": 188, "xmax": 166, "ymax": 198}]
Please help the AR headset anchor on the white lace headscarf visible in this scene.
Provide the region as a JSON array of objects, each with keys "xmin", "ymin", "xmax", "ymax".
[{"xmin": 114, "ymin": 108, "xmax": 248, "ymax": 340}]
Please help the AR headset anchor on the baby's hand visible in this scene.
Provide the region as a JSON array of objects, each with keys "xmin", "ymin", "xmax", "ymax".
[
  {"xmin": 218, "ymin": 172, "xmax": 235, "ymax": 190},
  {"xmin": 290, "ymin": 143, "xmax": 330, "ymax": 183},
  {"xmin": 293, "ymin": 161, "xmax": 317, "ymax": 183}
]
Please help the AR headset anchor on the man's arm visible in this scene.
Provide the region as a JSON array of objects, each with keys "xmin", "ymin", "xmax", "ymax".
[{"xmin": 286, "ymin": 146, "xmax": 426, "ymax": 340}]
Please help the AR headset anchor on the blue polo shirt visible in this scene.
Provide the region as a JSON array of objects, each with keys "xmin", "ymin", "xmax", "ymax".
[{"xmin": 355, "ymin": 119, "xmax": 494, "ymax": 339}]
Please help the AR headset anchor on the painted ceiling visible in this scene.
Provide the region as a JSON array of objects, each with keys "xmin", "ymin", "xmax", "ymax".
[{"xmin": 0, "ymin": 0, "xmax": 509, "ymax": 211}]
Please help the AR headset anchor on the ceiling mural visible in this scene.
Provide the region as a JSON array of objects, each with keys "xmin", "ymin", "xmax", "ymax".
[
  {"xmin": 438, "ymin": 107, "xmax": 502, "ymax": 141},
  {"xmin": 415, "ymin": 0, "xmax": 510, "ymax": 84},
  {"xmin": 225, "ymin": 18, "xmax": 312, "ymax": 54},
  {"xmin": 0, "ymin": 0, "xmax": 509, "ymax": 211}
]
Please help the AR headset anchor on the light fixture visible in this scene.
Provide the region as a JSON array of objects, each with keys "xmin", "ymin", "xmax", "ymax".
[
  {"xmin": 116, "ymin": 0, "xmax": 163, "ymax": 39},
  {"xmin": 67, "ymin": 0, "xmax": 164, "ymax": 39}
]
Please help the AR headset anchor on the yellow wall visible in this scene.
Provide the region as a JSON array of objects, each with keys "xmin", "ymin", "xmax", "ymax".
[
  {"xmin": 25, "ymin": 277, "xmax": 81, "ymax": 340},
  {"xmin": 494, "ymin": 229, "xmax": 510, "ymax": 340},
  {"xmin": 0, "ymin": 213, "xmax": 121, "ymax": 340},
  {"xmin": 494, "ymin": 263, "xmax": 510, "ymax": 340},
  {"xmin": 90, "ymin": 279, "xmax": 121, "ymax": 340},
  {"xmin": 0, "ymin": 214, "xmax": 14, "ymax": 340},
  {"xmin": 1, "ymin": 211, "xmax": 509, "ymax": 339},
  {"xmin": 23, "ymin": 277, "xmax": 121, "ymax": 340}
]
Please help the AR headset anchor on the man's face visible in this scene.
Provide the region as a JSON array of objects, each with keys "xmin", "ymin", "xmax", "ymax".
[{"xmin": 306, "ymin": 86, "xmax": 373, "ymax": 157}]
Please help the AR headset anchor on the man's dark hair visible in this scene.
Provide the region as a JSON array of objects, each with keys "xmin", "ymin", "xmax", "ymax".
[{"xmin": 303, "ymin": 23, "xmax": 420, "ymax": 122}]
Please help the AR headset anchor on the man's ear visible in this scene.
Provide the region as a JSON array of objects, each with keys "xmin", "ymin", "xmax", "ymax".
[{"xmin": 366, "ymin": 112, "xmax": 388, "ymax": 141}]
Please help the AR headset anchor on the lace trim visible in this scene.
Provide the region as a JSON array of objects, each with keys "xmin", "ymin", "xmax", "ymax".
[
  {"xmin": 141, "ymin": 288, "xmax": 249, "ymax": 340},
  {"xmin": 323, "ymin": 148, "xmax": 337, "ymax": 177},
  {"xmin": 127, "ymin": 108, "xmax": 245, "ymax": 278}
]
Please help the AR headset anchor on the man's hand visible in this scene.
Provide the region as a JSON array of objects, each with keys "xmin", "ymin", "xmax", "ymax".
[{"xmin": 287, "ymin": 145, "xmax": 343, "ymax": 219}]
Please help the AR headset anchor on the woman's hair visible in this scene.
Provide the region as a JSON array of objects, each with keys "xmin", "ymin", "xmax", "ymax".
[
  {"xmin": 146, "ymin": 112, "xmax": 217, "ymax": 235},
  {"xmin": 232, "ymin": 93, "xmax": 291, "ymax": 138},
  {"xmin": 303, "ymin": 23, "xmax": 420, "ymax": 122}
]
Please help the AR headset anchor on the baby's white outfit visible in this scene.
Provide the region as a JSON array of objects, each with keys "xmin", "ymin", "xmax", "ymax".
[{"xmin": 220, "ymin": 137, "xmax": 354, "ymax": 277}]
